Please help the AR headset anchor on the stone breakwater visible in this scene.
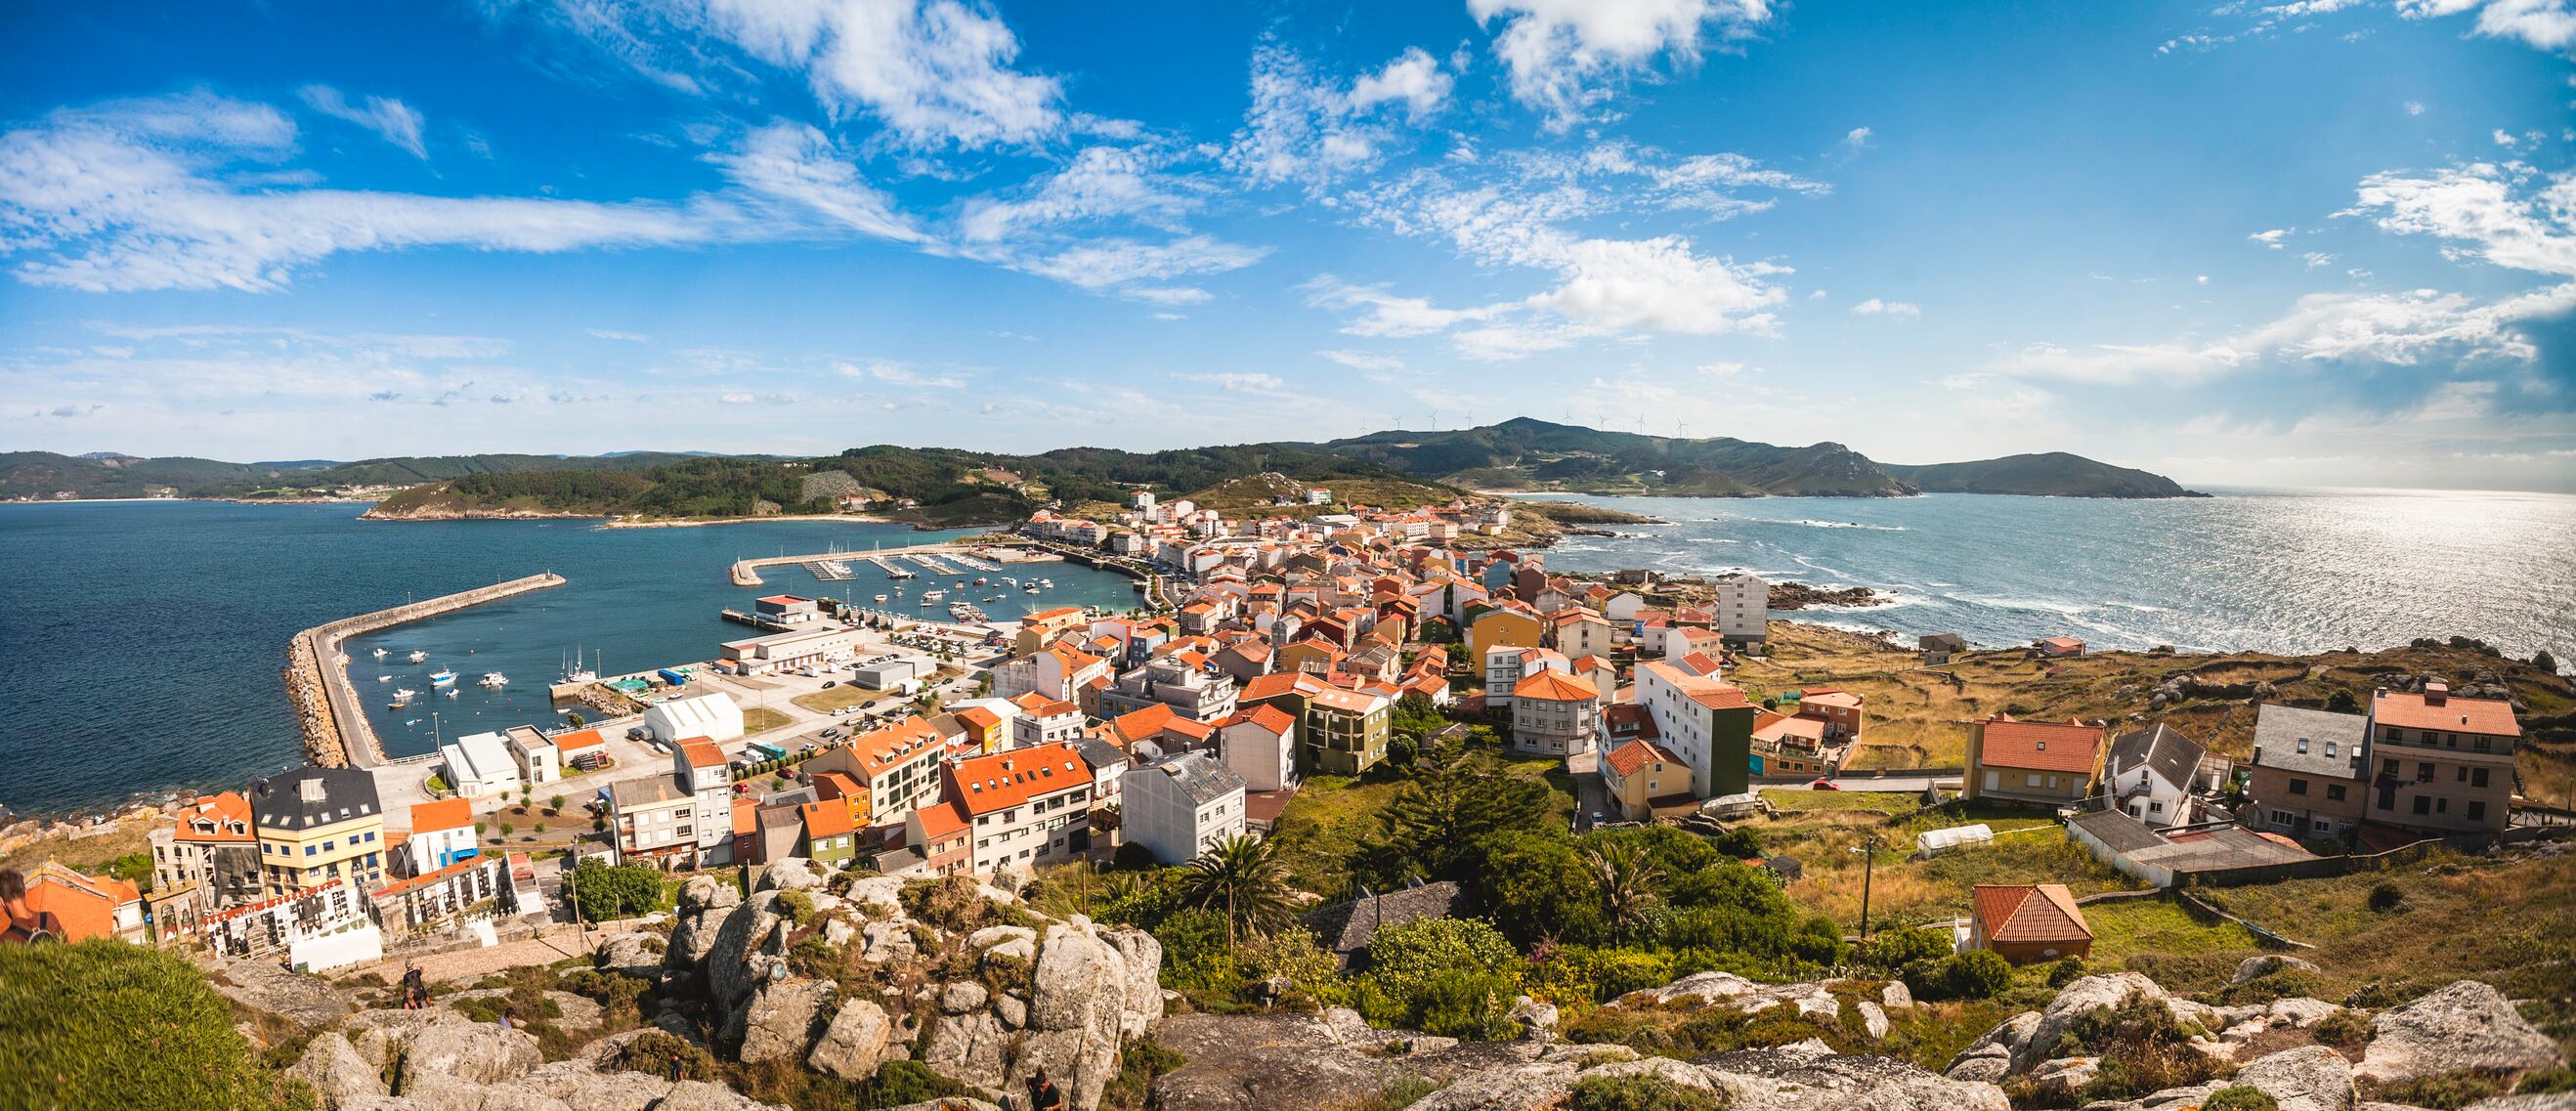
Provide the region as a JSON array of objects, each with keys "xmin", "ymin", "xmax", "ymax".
[{"xmin": 283, "ymin": 573, "xmax": 567, "ymax": 769}]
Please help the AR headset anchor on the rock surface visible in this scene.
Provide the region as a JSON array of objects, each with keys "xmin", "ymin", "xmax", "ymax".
[{"xmin": 2356, "ymin": 980, "xmax": 2566, "ymax": 1084}]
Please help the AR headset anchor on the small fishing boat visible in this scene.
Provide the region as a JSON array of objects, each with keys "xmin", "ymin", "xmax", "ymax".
[
  {"xmin": 429, "ymin": 669, "xmax": 457, "ymax": 688},
  {"xmin": 408, "ymin": 650, "xmax": 427, "ymax": 663},
  {"xmin": 1025, "ymin": 584, "xmax": 1042, "ymax": 593},
  {"xmin": 480, "ymin": 672, "xmax": 508, "ymax": 688},
  {"xmin": 874, "ymin": 594, "xmax": 888, "ymax": 603},
  {"xmin": 376, "ymin": 674, "xmax": 391, "ymax": 682},
  {"xmin": 443, "ymin": 688, "xmax": 460, "ymax": 699},
  {"xmin": 372, "ymin": 648, "xmax": 388, "ymax": 659}
]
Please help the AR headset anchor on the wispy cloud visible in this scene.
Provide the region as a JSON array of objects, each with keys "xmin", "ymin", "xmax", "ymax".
[
  {"xmin": 296, "ymin": 84, "xmax": 428, "ymax": 158},
  {"xmin": 1850, "ymin": 298, "xmax": 1921, "ymax": 318},
  {"xmin": 1468, "ymin": 0, "xmax": 1773, "ymax": 129}
]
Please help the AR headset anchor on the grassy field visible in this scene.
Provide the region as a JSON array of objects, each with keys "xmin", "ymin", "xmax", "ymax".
[
  {"xmin": 1266, "ymin": 774, "xmax": 1407, "ymax": 899},
  {"xmin": 1732, "ymin": 622, "xmax": 2576, "ymax": 801},
  {"xmin": 1740, "ymin": 791, "xmax": 2140, "ymax": 927},
  {"xmin": 740, "ymin": 705, "xmax": 794, "ymax": 735},
  {"xmin": 2078, "ymin": 895, "xmax": 2261, "ymax": 969},
  {"xmin": 1760, "ymin": 789, "xmax": 1919, "ymax": 813},
  {"xmin": 789, "ymin": 685, "xmax": 890, "ymax": 714}
]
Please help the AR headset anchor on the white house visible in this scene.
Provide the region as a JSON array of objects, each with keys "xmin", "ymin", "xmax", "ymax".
[
  {"xmin": 440, "ymin": 731, "xmax": 523, "ymax": 798},
  {"xmin": 674, "ymin": 740, "xmax": 735, "ymax": 866},
  {"xmin": 1220, "ymin": 705, "xmax": 1299, "ymax": 793},
  {"xmin": 1122, "ymin": 750, "xmax": 1249, "ymax": 866},
  {"xmin": 505, "ymin": 725, "xmax": 560, "ymax": 786},
  {"xmin": 2103, "ymin": 723, "xmax": 2209, "ymax": 830},
  {"xmin": 644, "ymin": 692, "xmax": 747, "ymax": 745},
  {"xmin": 403, "ymin": 799, "xmax": 479, "ymax": 876}
]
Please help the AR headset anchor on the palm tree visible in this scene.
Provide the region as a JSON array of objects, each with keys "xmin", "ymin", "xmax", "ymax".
[
  {"xmin": 1183, "ymin": 834, "xmax": 1296, "ymax": 944},
  {"xmin": 1585, "ymin": 839, "xmax": 1665, "ymax": 946}
]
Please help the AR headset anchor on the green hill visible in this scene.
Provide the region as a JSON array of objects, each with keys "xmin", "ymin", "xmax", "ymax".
[
  {"xmin": 0, "ymin": 449, "xmax": 714, "ymax": 501},
  {"xmin": 1880, "ymin": 452, "xmax": 2205, "ymax": 498}
]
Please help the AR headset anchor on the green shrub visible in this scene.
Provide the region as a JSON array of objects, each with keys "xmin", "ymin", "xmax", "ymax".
[
  {"xmin": 2202, "ymin": 1086, "xmax": 2279, "ymax": 1111},
  {"xmin": 1569, "ymin": 1072, "xmax": 1728, "ymax": 1111},
  {"xmin": 1858, "ymin": 927, "xmax": 1953, "ymax": 972},
  {"xmin": 1409, "ymin": 970, "xmax": 1519, "ymax": 1041},
  {"xmin": 2313, "ymin": 1007, "xmax": 2372, "ymax": 1047},
  {"xmin": 2366, "ymin": 1071, "xmax": 2506, "ymax": 1110},
  {"xmin": 1903, "ymin": 950, "xmax": 2012, "ymax": 1001},
  {"xmin": 2059, "ymin": 990, "xmax": 2222, "ymax": 1103},
  {"xmin": 606, "ymin": 1029, "xmax": 717, "ymax": 1082},
  {"xmin": 569, "ymin": 859, "xmax": 665, "ymax": 922},
  {"xmin": 1101, "ymin": 1038, "xmax": 1186, "ymax": 1110},
  {"xmin": 854, "ymin": 1059, "xmax": 971, "ymax": 1108},
  {"xmin": 2368, "ymin": 882, "xmax": 2405, "ymax": 912},
  {"xmin": 1363, "ymin": 917, "xmax": 1521, "ymax": 1018},
  {"xmin": 2516, "ymin": 1069, "xmax": 2576, "ymax": 1095},
  {"xmin": 2045, "ymin": 957, "xmax": 2087, "ymax": 988},
  {"xmin": 0, "ymin": 940, "xmax": 277, "ymax": 1110},
  {"xmin": 774, "ymin": 889, "xmax": 816, "ymax": 926},
  {"xmin": 2227, "ymin": 967, "xmax": 2328, "ymax": 1005}
]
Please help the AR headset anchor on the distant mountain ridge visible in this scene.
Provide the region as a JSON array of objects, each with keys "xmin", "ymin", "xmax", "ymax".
[
  {"xmin": 1280, "ymin": 417, "xmax": 2201, "ymax": 498},
  {"xmin": 0, "ymin": 450, "xmax": 719, "ymax": 501}
]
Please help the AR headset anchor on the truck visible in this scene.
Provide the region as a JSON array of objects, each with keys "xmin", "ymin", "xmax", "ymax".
[{"xmin": 656, "ymin": 667, "xmax": 691, "ymax": 687}]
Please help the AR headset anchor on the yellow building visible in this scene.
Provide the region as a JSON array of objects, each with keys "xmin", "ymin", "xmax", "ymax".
[
  {"xmin": 1467, "ymin": 606, "xmax": 1544, "ymax": 662},
  {"xmin": 1014, "ymin": 606, "xmax": 1091, "ymax": 655},
  {"xmin": 248, "ymin": 766, "xmax": 389, "ymax": 897}
]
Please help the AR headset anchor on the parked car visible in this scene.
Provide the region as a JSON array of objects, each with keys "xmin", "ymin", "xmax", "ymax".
[
  {"xmin": 822, "ymin": 680, "xmax": 837, "ymax": 688},
  {"xmin": 626, "ymin": 727, "xmax": 647, "ymax": 741},
  {"xmin": 1808, "ymin": 779, "xmax": 1839, "ymax": 791}
]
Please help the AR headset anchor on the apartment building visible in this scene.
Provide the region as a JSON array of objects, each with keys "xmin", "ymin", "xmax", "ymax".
[
  {"xmin": 1634, "ymin": 660, "xmax": 1757, "ymax": 797},
  {"xmin": 934, "ymin": 742, "xmax": 1096, "ymax": 876},
  {"xmin": 676, "ymin": 740, "xmax": 735, "ymax": 866},
  {"xmin": 1709, "ymin": 574, "xmax": 1768, "ymax": 644},
  {"xmin": 150, "ymin": 791, "xmax": 261, "ymax": 916},
  {"xmin": 607, "ymin": 776, "xmax": 701, "ymax": 868},
  {"xmin": 803, "ymin": 715, "xmax": 947, "ymax": 827},
  {"xmin": 248, "ymin": 766, "xmax": 388, "ymax": 897},
  {"xmin": 1509, "ymin": 669, "xmax": 1601, "ymax": 758},
  {"xmin": 2246, "ymin": 704, "xmax": 2369, "ymax": 840},
  {"xmin": 2367, "ymin": 683, "xmax": 2518, "ymax": 834},
  {"xmin": 1095, "ymin": 655, "xmax": 1239, "ymax": 722},
  {"xmin": 1122, "ymin": 751, "xmax": 1250, "ymax": 866}
]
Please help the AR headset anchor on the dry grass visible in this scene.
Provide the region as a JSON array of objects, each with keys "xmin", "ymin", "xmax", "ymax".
[
  {"xmin": 0, "ymin": 820, "xmax": 153, "ymax": 876},
  {"xmin": 739, "ymin": 705, "xmax": 794, "ymax": 735},
  {"xmin": 1735, "ymin": 622, "xmax": 2574, "ymax": 786},
  {"xmin": 789, "ymin": 685, "xmax": 890, "ymax": 714}
]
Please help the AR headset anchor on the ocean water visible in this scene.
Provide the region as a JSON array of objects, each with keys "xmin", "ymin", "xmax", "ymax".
[
  {"xmin": 1530, "ymin": 489, "xmax": 2576, "ymax": 664},
  {"xmin": 0, "ymin": 502, "xmax": 1145, "ymax": 815}
]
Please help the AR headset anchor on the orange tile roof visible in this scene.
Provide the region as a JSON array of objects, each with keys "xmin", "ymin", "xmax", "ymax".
[
  {"xmin": 1976, "ymin": 716, "xmax": 2104, "ymax": 774},
  {"xmin": 949, "ymin": 742, "xmax": 1093, "ymax": 816},
  {"xmin": 1513, "ymin": 669, "xmax": 1599, "ymax": 702},
  {"xmin": 850, "ymin": 716, "xmax": 946, "ymax": 776},
  {"xmin": 679, "ymin": 740, "xmax": 727, "ymax": 769},
  {"xmin": 800, "ymin": 800, "xmax": 854, "ymax": 838},
  {"xmin": 955, "ymin": 705, "xmax": 1002, "ymax": 731},
  {"xmin": 1225, "ymin": 705, "xmax": 1297, "ymax": 736},
  {"xmin": 23, "ymin": 863, "xmax": 135, "ymax": 941},
  {"xmin": 1752, "ymin": 711, "xmax": 1826, "ymax": 744},
  {"xmin": 810, "ymin": 770, "xmax": 863, "ymax": 800},
  {"xmin": 1603, "ymin": 739, "xmax": 1684, "ymax": 779},
  {"xmin": 915, "ymin": 799, "xmax": 969, "ymax": 841},
  {"xmin": 172, "ymin": 791, "xmax": 256, "ymax": 843},
  {"xmin": 369, "ymin": 856, "xmax": 490, "ymax": 899},
  {"xmin": 2373, "ymin": 690, "xmax": 2520, "ymax": 736},
  {"xmin": 1974, "ymin": 883, "xmax": 2092, "ymax": 944},
  {"xmin": 409, "ymin": 797, "xmax": 474, "ymax": 833},
  {"xmin": 731, "ymin": 796, "xmax": 756, "ymax": 836},
  {"xmin": 1604, "ymin": 703, "xmax": 1659, "ymax": 739},
  {"xmin": 1107, "ymin": 704, "xmax": 1179, "ymax": 745},
  {"xmin": 552, "ymin": 728, "xmax": 608, "ymax": 753}
]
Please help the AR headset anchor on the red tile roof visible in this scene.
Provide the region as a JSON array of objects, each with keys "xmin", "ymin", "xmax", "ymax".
[
  {"xmin": 948, "ymin": 742, "xmax": 1092, "ymax": 816},
  {"xmin": 679, "ymin": 740, "xmax": 727, "ymax": 769},
  {"xmin": 801, "ymin": 800, "xmax": 854, "ymax": 838},
  {"xmin": 1512, "ymin": 669, "xmax": 1600, "ymax": 702},
  {"xmin": 2372, "ymin": 690, "xmax": 2520, "ymax": 737},
  {"xmin": 23, "ymin": 863, "xmax": 135, "ymax": 941},
  {"xmin": 173, "ymin": 791, "xmax": 256, "ymax": 843},
  {"xmin": 552, "ymin": 728, "xmax": 608, "ymax": 753},
  {"xmin": 1224, "ymin": 705, "xmax": 1297, "ymax": 736},
  {"xmin": 1603, "ymin": 739, "xmax": 1684, "ymax": 779},
  {"xmin": 409, "ymin": 797, "xmax": 474, "ymax": 833},
  {"xmin": 1974, "ymin": 883, "xmax": 2092, "ymax": 944},
  {"xmin": 1977, "ymin": 716, "xmax": 2104, "ymax": 774}
]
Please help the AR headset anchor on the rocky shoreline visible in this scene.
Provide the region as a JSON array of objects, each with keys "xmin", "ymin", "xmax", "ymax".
[{"xmin": 1768, "ymin": 582, "xmax": 1891, "ymax": 610}]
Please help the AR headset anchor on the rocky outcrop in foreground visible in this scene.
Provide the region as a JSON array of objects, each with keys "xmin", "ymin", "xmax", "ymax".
[{"xmin": 287, "ymin": 1006, "xmax": 783, "ymax": 1111}]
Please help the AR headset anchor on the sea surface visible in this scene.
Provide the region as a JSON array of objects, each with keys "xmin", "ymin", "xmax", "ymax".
[
  {"xmin": 1530, "ymin": 488, "xmax": 2575, "ymax": 664},
  {"xmin": 0, "ymin": 502, "xmax": 1146, "ymax": 815}
]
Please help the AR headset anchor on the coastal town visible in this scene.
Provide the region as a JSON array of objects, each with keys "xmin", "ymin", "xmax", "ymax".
[{"xmin": 5, "ymin": 487, "xmax": 2568, "ymax": 1111}]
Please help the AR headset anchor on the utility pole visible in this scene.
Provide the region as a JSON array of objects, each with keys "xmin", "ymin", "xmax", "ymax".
[{"xmin": 1852, "ymin": 833, "xmax": 1882, "ymax": 939}]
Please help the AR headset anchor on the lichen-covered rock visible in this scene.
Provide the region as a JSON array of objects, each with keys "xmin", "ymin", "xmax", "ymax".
[
  {"xmin": 1945, "ymin": 1011, "xmax": 2039, "ymax": 1081},
  {"xmin": 2357, "ymin": 981, "xmax": 2565, "ymax": 1084},
  {"xmin": 595, "ymin": 932, "xmax": 666, "ymax": 979},
  {"xmin": 1858, "ymin": 1000, "xmax": 1890, "ymax": 1041},
  {"xmin": 1635, "ymin": 970, "xmax": 1759, "ymax": 1004},
  {"xmin": 1408, "ymin": 1060, "xmax": 1577, "ymax": 1111},
  {"xmin": 1510, "ymin": 996, "xmax": 1562, "ymax": 1038},
  {"xmin": 861, "ymin": 919, "xmax": 919, "ymax": 964},
  {"xmin": 2085, "ymin": 1045, "xmax": 2355, "ymax": 1111},
  {"xmin": 755, "ymin": 857, "xmax": 827, "ymax": 893},
  {"xmin": 920, "ymin": 1009, "xmax": 1011, "ymax": 1090},
  {"xmin": 2268, "ymin": 997, "xmax": 2340, "ymax": 1028},
  {"xmin": 289, "ymin": 1032, "xmax": 388, "ymax": 1110},
  {"xmin": 807, "ymin": 999, "xmax": 897, "ymax": 1082},
  {"xmin": 703, "ymin": 893, "xmax": 791, "ymax": 1027},
  {"xmin": 1105, "ymin": 927, "xmax": 1165, "ymax": 1039},
  {"xmin": 968, "ymin": 924, "xmax": 1037, "ymax": 949},
  {"xmin": 400, "ymin": 1014, "xmax": 543, "ymax": 1087},
  {"xmin": 1699, "ymin": 1047, "xmax": 2012, "ymax": 1111},
  {"xmin": 1881, "ymin": 979, "xmax": 1914, "ymax": 1008},
  {"xmin": 994, "ymin": 993, "xmax": 1028, "ymax": 1029},
  {"xmin": 735, "ymin": 979, "xmax": 836, "ymax": 1065},
  {"xmin": 2234, "ymin": 954, "xmax": 2322, "ymax": 986},
  {"xmin": 942, "ymin": 981, "xmax": 990, "ymax": 1014},
  {"xmin": 2027, "ymin": 1056, "xmax": 2100, "ymax": 1102},
  {"xmin": 2020, "ymin": 973, "xmax": 2166, "ymax": 1072}
]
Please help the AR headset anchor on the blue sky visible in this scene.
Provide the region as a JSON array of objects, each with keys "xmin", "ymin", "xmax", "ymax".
[{"xmin": 2, "ymin": 0, "xmax": 2572, "ymax": 491}]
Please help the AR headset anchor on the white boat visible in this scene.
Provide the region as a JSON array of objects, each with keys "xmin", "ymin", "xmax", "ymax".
[
  {"xmin": 1025, "ymin": 584, "xmax": 1042, "ymax": 593},
  {"xmin": 874, "ymin": 594, "xmax": 888, "ymax": 603},
  {"xmin": 408, "ymin": 650, "xmax": 427, "ymax": 663},
  {"xmin": 480, "ymin": 672, "xmax": 508, "ymax": 688},
  {"xmin": 371, "ymin": 648, "xmax": 387, "ymax": 659},
  {"xmin": 376, "ymin": 674, "xmax": 391, "ymax": 682},
  {"xmin": 1039, "ymin": 578, "xmax": 1053, "ymax": 588},
  {"xmin": 444, "ymin": 688, "xmax": 460, "ymax": 698},
  {"xmin": 923, "ymin": 589, "xmax": 945, "ymax": 601},
  {"xmin": 429, "ymin": 669, "xmax": 457, "ymax": 688}
]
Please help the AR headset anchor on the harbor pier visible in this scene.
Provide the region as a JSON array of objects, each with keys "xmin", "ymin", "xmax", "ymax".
[{"xmin": 283, "ymin": 573, "xmax": 567, "ymax": 769}]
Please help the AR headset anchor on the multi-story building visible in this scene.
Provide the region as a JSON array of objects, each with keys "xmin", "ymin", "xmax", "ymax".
[
  {"xmin": 1550, "ymin": 609, "xmax": 1615, "ymax": 661},
  {"xmin": 403, "ymin": 798, "xmax": 480, "ymax": 876},
  {"xmin": 1792, "ymin": 689, "xmax": 1864, "ymax": 743},
  {"xmin": 803, "ymin": 715, "xmax": 947, "ymax": 827},
  {"xmin": 993, "ymin": 642, "xmax": 1113, "ymax": 705},
  {"xmin": 677, "ymin": 740, "xmax": 735, "ymax": 866},
  {"xmin": 718, "ymin": 625, "xmax": 864, "ymax": 676},
  {"xmin": 1242, "ymin": 671, "xmax": 1392, "ymax": 776},
  {"xmin": 1219, "ymin": 705, "xmax": 1299, "ymax": 793},
  {"xmin": 607, "ymin": 775, "xmax": 701, "ymax": 868},
  {"xmin": 1964, "ymin": 715, "xmax": 2104, "ymax": 806},
  {"xmin": 2103, "ymin": 723, "xmax": 2211, "ymax": 830},
  {"xmin": 249, "ymin": 766, "xmax": 389, "ymax": 897},
  {"xmin": 1005, "ymin": 693, "xmax": 1087, "ymax": 749},
  {"xmin": 1599, "ymin": 739, "xmax": 1694, "ymax": 822},
  {"xmin": 2246, "ymin": 704, "xmax": 2369, "ymax": 840},
  {"xmin": 931, "ymin": 742, "xmax": 1096, "ymax": 876},
  {"xmin": 1096, "ymin": 656, "xmax": 1239, "ymax": 722},
  {"xmin": 369, "ymin": 855, "xmax": 519, "ymax": 942},
  {"xmin": 1709, "ymin": 574, "xmax": 1768, "ymax": 644},
  {"xmin": 150, "ymin": 791, "xmax": 260, "ymax": 916},
  {"xmin": 2367, "ymin": 683, "xmax": 2518, "ymax": 834},
  {"xmin": 1509, "ymin": 669, "xmax": 1601, "ymax": 758},
  {"xmin": 1635, "ymin": 660, "xmax": 1757, "ymax": 797},
  {"xmin": 798, "ymin": 801, "xmax": 858, "ymax": 866},
  {"xmin": 1122, "ymin": 751, "xmax": 1250, "ymax": 865}
]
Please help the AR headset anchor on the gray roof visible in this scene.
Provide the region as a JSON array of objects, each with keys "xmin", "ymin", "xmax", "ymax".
[
  {"xmin": 1136, "ymin": 751, "xmax": 1247, "ymax": 806},
  {"xmin": 1301, "ymin": 880, "xmax": 1470, "ymax": 959},
  {"xmin": 609, "ymin": 775, "xmax": 691, "ymax": 809},
  {"xmin": 249, "ymin": 766, "xmax": 382, "ymax": 830},
  {"xmin": 2073, "ymin": 808, "xmax": 2313, "ymax": 873},
  {"xmin": 2250, "ymin": 705, "xmax": 2368, "ymax": 779},
  {"xmin": 1072, "ymin": 737, "xmax": 1130, "ymax": 775},
  {"xmin": 2106, "ymin": 724, "xmax": 2208, "ymax": 790}
]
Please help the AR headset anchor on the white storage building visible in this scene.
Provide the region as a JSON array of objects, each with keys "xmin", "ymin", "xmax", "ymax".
[
  {"xmin": 645, "ymin": 692, "xmax": 747, "ymax": 745},
  {"xmin": 440, "ymin": 730, "xmax": 524, "ymax": 798}
]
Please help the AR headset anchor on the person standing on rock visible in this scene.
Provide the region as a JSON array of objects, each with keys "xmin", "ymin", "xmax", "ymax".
[
  {"xmin": 401, "ymin": 963, "xmax": 427, "ymax": 1009},
  {"xmin": 1026, "ymin": 1067, "xmax": 1065, "ymax": 1111}
]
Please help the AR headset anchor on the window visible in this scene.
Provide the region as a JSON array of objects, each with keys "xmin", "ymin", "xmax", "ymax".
[
  {"xmin": 2327, "ymin": 784, "xmax": 2346, "ymax": 801},
  {"xmin": 2296, "ymin": 739, "xmax": 2309, "ymax": 754},
  {"xmin": 2435, "ymin": 797, "xmax": 2448, "ymax": 814},
  {"xmin": 2289, "ymin": 779, "xmax": 2308, "ymax": 795},
  {"xmin": 2417, "ymin": 762, "xmax": 2434, "ymax": 781},
  {"xmin": 2383, "ymin": 759, "xmax": 2399, "ymax": 776},
  {"xmin": 2458, "ymin": 766, "xmax": 2469, "ymax": 783},
  {"xmin": 2467, "ymin": 801, "xmax": 2486, "ymax": 823},
  {"xmin": 2412, "ymin": 795, "xmax": 2431, "ymax": 816}
]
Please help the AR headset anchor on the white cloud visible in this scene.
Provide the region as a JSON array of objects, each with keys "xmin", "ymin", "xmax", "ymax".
[
  {"xmin": 1532, "ymin": 235, "xmax": 1784, "ymax": 334},
  {"xmin": 1225, "ymin": 45, "xmax": 1453, "ymax": 192},
  {"xmin": 2495, "ymin": 128, "xmax": 2521, "ymax": 148},
  {"xmin": 2249, "ymin": 229, "xmax": 2289, "ymax": 248},
  {"xmin": 1317, "ymin": 349, "xmax": 1405, "ymax": 372},
  {"xmin": 1842, "ymin": 126, "xmax": 1872, "ymax": 149},
  {"xmin": 602, "ymin": 0, "xmax": 1065, "ymax": 150},
  {"xmin": 957, "ymin": 144, "xmax": 1202, "ymax": 242},
  {"xmin": 1303, "ymin": 278, "xmax": 1496, "ymax": 337},
  {"xmin": 1177, "ymin": 370, "xmax": 1284, "ymax": 392},
  {"xmin": 0, "ymin": 92, "xmax": 732, "ymax": 292},
  {"xmin": 1007, "ymin": 235, "xmax": 1268, "ymax": 302},
  {"xmin": 2341, "ymin": 162, "xmax": 2576, "ymax": 277},
  {"xmin": 2396, "ymin": 0, "xmax": 2576, "ymax": 51},
  {"xmin": 2405, "ymin": 101, "xmax": 2426, "ymax": 115},
  {"xmin": 1808, "ymin": 288, "xmax": 1827, "ymax": 299},
  {"xmin": 1849, "ymin": 298, "xmax": 1921, "ymax": 318},
  {"xmin": 1468, "ymin": 0, "xmax": 1773, "ymax": 127},
  {"xmin": 837, "ymin": 358, "xmax": 965, "ymax": 388},
  {"xmin": 296, "ymin": 85, "xmax": 428, "ymax": 159},
  {"xmin": 2301, "ymin": 251, "xmax": 2340, "ymax": 268},
  {"xmin": 718, "ymin": 392, "xmax": 757, "ymax": 405},
  {"xmin": 706, "ymin": 120, "xmax": 926, "ymax": 243},
  {"xmin": 586, "ymin": 329, "xmax": 652, "ymax": 342},
  {"xmin": 2197, "ymin": 275, "xmax": 2211, "ymax": 284}
]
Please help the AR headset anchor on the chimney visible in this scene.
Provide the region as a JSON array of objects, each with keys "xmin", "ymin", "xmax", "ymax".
[{"xmin": 2425, "ymin": 681, "xmax": 2447, "ymax": 706}]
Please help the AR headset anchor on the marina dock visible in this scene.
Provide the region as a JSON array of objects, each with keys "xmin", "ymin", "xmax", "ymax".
[{"xmin": 283, "ymin": 573, "xmax": 567, "ymax": 770}]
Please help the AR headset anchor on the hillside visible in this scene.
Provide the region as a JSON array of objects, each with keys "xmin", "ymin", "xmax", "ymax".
[
  {"xmin": 0, "ymin": 449, "xmax": 716, "ymax": 501},
  {"xmin": 1882, "ymin": 452, "xmax": 2205, "ymax": 498},
  {"xmin": 1282, "ymin": 417, "xmax": 2197, "ymax": 499}
]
